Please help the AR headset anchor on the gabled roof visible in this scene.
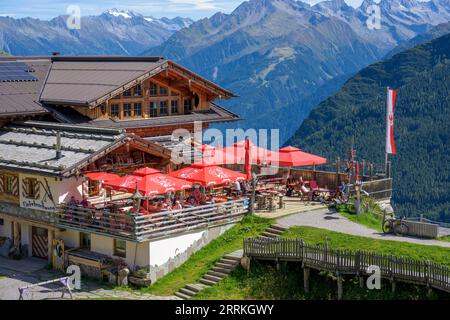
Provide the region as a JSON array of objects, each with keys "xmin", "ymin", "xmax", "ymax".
[
  {"xmin": 39, "ymin": 56, "xmax": 236, "ymax": 108},
  {"xmin": 0, "ymin": 120, "xmax": 170, "ymax": 177},
  {"xmin": 0, "ymin": 57, "xmax": 51, "ymax": 117}
]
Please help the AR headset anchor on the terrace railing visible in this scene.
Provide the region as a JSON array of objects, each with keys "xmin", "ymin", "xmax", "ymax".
[
  {"xmin": 57, "ymin": 198, "xmax": 249, "ymax": 242},
  {"xmin": 244, "ymin": 237, "xmax": 450, "ymax": 294}
]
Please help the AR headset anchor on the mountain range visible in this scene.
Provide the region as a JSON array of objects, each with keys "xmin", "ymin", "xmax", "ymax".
[
  {"xmin": 287, "ymin": 33, "xmax": 450, "ymax": 221},
  {"xmin": 0, "ymin": 8, "xmax": 193, "ymax": 55},
  {"xmin": 144, "ymin": 0, "xmax": 450, "ymax": 143}
]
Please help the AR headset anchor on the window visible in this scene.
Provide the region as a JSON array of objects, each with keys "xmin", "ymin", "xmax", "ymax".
[
  {"xmin": 80, "ymin": 233, "xmax": 91, "ymax": 249},
  {"xmin": 87, "ymin": 179, "xmax": 99, "ymax": 197},
  {"xmin": 114, "ymin": 239, "xmax": 126, "ymax": 258},
  {"xmin": 100, "ymin": 104, "xmax": 107, "ymax": 115},
  {"xmin": 171, "ymin": 100, "xmax": 178, "ymax": 114},
  {"xmin": 149, "ymin": 102, "xmax": 157, "ymax": 117},
  {"xmin": 134, "ymin": 103, "xmax": 142, "ymax": 117},
  {"xmin": 1, "ymin": 174, "xmax": 17, "ymax": 196},
  {"xmin": 111, "ymin": 104, "xmax": 120, "ymax": 118},
  {"xmin": 159, "ymin": 101, "xmax": 168, "ymax": 116},
  {"xmin": 123, "ymin": 103, "xmax": 132, "ymax": 117},
  {"xmin": 149, "ymin": 82, "xmax": 157, "ymax": 96},
  {"xmin": 184, "ymin": 99, "xmax": 193, "ymax": 114},
  {"xmin": 123, "ymin": 88, "xmax": 131, "ymax": 97},
  {"xmin": 23, "ymin": 177, "xmax": 39, "ymax": 199},
  {"xmin": 159, "ymin": 86, "xmax": 168, "ymax": 96},
  {"xmin": 134, "ymin": 84, "xmax": 142, "ymax": 97},
  {"xmin": 0, "ymin": 219, "xmax": 4, "ymax": 226}
]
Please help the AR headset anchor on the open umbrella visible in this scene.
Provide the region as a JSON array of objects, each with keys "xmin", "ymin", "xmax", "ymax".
[
  {"xmin": 275, "ymin": 146, "xmax": 327, "ymax": 167},
  {"xmin": 104, "ymin": 173, "xmax": 192, "ymax": 197},
  {"xmin": 84, "ymin": 172, "xmax": 120, "ymax": 182},
  {"xmin": 168, "ymin": 163, "xmax": 247, "ymax": 187}
]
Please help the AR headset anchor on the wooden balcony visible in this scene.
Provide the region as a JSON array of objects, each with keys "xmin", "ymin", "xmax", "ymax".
[{"xmin": 57, "ymin": 198, "xmax": 249, "ymax": 242}]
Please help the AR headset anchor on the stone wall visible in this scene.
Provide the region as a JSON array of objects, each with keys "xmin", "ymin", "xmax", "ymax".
[{"xmin": 148, "ymin": 223, "xmax": 234, "ymax": 284}]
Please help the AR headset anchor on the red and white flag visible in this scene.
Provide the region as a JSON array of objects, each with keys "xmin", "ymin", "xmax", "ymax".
[{"xmin": 386, "ymin": 87, "xmax": 397, "ymax": 155}]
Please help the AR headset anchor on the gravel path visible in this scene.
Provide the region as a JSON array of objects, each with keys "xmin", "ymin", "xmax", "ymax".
[
  {"xmin": 0, "ymin": 257, "xmax": 178, "ymax": 300},
  {"xmin": 277, "ymin": 209, "xmax": 450, "ymax": 248}
]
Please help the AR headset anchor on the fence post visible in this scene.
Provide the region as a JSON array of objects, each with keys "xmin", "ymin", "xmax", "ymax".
[
  {"xmin": 336, "ymin": 157, "xmax": 341, "ymax": 187},
  {"xmin": 369, "ymin": 163, "xmax": 374, "ymax": 181},
  {"xmin": 303, "ymin": 268, "xmax": 310, "ymax": 294}
]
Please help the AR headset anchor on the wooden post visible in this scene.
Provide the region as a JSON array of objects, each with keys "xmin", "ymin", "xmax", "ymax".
[
  {"xmin": 359, "ymin": 276, "xmax": 364, "ymax": 288},
  {"xmin": 303, "ymin": 268, "xmax": 310, "ymax": 294},
  {"xmin": 337, "ymin": 275, "xmax": 343, "ymax": 300},
  {"xmin": 386, "ymin": 161, "xmax": 391, "ymax": 179},
  {"xmin": 369, "ymin": 163, "xmax": 374, "ymax": 181},
  {"xmin": 336, "ymin": 157, "xmax": 341, "ymax": 187},
  {"xmin": 391, "ymin": 279, "xmax": 396, "ymax": 293},
  {"xmin": 361, "ymin": 159, "xmax": 365, "ymax": 179}
]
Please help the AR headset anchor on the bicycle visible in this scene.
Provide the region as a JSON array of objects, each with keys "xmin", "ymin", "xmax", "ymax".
[{"xmin": 382, "ymin": 213, "xmax": 409, "ymax": 236}]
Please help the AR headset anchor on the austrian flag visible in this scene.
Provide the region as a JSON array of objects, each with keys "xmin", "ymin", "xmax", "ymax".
[{"xmin": 386, "ymin": 87, "xmax": 397, "ymax": 155}]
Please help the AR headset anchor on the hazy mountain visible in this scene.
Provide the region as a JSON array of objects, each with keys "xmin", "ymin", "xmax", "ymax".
[
  {"xmin": 385, "ymin": 21, "xmax": 450, "ymax": 58},
  {"xmin": 287, "ymin": 33, "xmax": 450, "ymax": 221},
  {"xmin": 0, "ymin": 9, "xmax": 194, "ymax": 56},
  {"xmin": 143, "ymin": 0, "xmax": 450, "ymax": 143}
]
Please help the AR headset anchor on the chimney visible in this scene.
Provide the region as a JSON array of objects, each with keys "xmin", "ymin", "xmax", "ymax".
[{"xmin": 55, "ymin": 132, "xmax": 62, "ymax": 159}]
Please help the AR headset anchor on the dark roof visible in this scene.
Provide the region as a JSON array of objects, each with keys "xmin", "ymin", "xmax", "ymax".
[
  {"xmin": 39, "ymin": 56, "xmax": 236, "ymax": 108},
  {"xmin": 0, "ymin": 120, "xmax": 170, "ymax": 177},
  {"xmin": 45, "ymin": 102, "xmax": 240, "ymax": 129},
  {"xmin": 0, "ymin": 57, "xmax": 50, "ymax": 117},
  {"xmin": 40, "ymin": 56, "xmax": 167, "ymax": 106}
]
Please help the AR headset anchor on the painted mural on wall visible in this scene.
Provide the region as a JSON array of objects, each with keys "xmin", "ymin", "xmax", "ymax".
[{"xmin": 20, "ymin": 175, "xmax": 56, "ymax": 212}]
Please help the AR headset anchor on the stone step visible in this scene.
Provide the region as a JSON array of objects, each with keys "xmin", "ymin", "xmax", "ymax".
[
  {"xmin": 207, "ymin": 271, "xmax": 228, "ymax": 278},
  {"xmin": 215, "ymin": 262, "xmax": 237, "ymax": 269},
  {"xmin": 261, "ymin": 231, "xmax": 279, "ymax": 238},
  {"xmin": 223, "ymin": 252, "xmax": 242, "ymax": 261},
  {"xmin": 266, "ymin": 227, "xmax": 284, "ymax": 235},
  {"xmin": 270, "ymin": 224, "xmax": 287, "ymax": 232},
  {"xmin": 199, "ymin": 278, "xmax": 216, "ymax": 286},
  {"xmin": 175, "ymin": 292, "xmax": 191, "ymax": 300},
  {"xmin": 203, "ymin": 274, "xmax": 222, "ymax": 282},
  {"xmin": 212, "ymin": 266, "xmax": 233, "ymax": 274},
  {"xmin": 179, "ymin": 288, "xmax": 197, "ymax": 297},
  {"xmin": 219, "ymin": 257, "xmax": 239, "ymax": 265},
  {"xmin": 185, "ymin": 283, "xmax": 207, "ymax": 293}
]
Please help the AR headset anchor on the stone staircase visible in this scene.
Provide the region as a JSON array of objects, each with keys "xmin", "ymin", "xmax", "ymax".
[{"xmin": 174, "ymin": 224, "xmax": 287, "ymax": 300}]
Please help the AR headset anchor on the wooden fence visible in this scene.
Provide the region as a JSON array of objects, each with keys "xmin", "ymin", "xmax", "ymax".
[
  {"xmin": 57, "ymin": 198, "xmax": 249, "ymax": 242},
  {"xmin": 243, "ymin": 238, "xmax": 450, "ymax": 294}
]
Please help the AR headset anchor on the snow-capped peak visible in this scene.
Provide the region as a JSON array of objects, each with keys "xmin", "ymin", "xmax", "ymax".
[{"xmin": 105, "ymin": 8, "xmax": 137, "ymax": 19}]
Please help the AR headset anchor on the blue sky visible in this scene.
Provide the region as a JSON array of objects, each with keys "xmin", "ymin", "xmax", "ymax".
[{"xmin": 0, "ymin": 0, "xmax": 367, "ymax": 20}]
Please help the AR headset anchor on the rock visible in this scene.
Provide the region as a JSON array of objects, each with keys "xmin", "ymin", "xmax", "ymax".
[
  {"xmin": 129, "ymin": 276, "xmax": 152, "ymax": 287},
  {"xmin": 241, "ymin": 256, "xmax": 251, "ymax": 271}
]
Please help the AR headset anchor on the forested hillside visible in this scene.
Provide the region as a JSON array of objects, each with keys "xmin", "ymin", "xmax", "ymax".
[{"xmin": 287, "ymin": 33, "xmax": 450, "ymax": 221}]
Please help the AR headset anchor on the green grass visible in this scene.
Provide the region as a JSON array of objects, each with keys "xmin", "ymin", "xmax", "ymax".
[
  {"xmin": 193, "ymin": 261, "xmax": 448, "ymax": 300},
  {"xmin": 336, "ymin": 196, "xmax": 384, "ymax": 232},
  {"xmin": 282, "ymin": 226, "xmax": 450, "ymax": 267},
  {"xmin": 438, "ymin": 236, "xmax": 450, "ymax": 243},
  {"xmin": 138, "ymin": 215, "xmax": 273, "ymax": 295}
]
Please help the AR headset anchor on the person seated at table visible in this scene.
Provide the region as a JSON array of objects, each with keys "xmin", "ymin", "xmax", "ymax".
[
  {"xmin": 173, "ymin": 200, "xmax": 183, "ymax": 211},
  {"xmin": 68, "ymin": 196, "xmax": 78, "ymax": 206},
  {"xmin": 80, "ymin": 196, "xmax": 90, "ymax": 208},
  {"xmin": 286, "ymin": 175, "xmax": 296, "ymax": 186}
]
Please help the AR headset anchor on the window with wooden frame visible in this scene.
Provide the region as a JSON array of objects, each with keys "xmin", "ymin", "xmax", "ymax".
[
  {"xmin": 134, "ymin": 103, "xmax": 142, "ymax": 117},
  {"xmin": 111, "ymin": 104, "xmax": 120, "ymax": 118},
  {"xmin": 171, "ymin": 100, "xmax": 179, "ymax": 114},
  {"xmin": 184, "ymin": 98, "xmax": 193, "ymax": 114},
  {"xmin": 114, "ymin": 239, "xmax": 126, "ymax": 258},
  {"xmin": 159, "ymin": 86, "xmax": 168, "ymax": 96},
  {"xmin": 123, "ymin": 103, "xmax": 132, "ymax": 117},
  {"xmin": 87, "ymin": 179, "xmax": 99, "ymax": 197},
  {"xmin": 149, "ymin": 82, "xmax": 158, "ymax": 96},
  {"xmin": 159, "ymin": 100, "xmax": 168, "ymax": 116},
  {"xmin": 149, "ymin": 102, "xmax": 157, "ymax": 117},
  {"xmin": 100, "ymin": 104, "xmax": 107, "ymax": 115},
  {"xmin": 123, "ymin": 88, "xmax": 131, "ymax": 97},
  {"xmin": 0, "ymin": 173, "xmax": 18, "ymax": 196},
  {"xmin": 22, "ymin": 177, "xmax": 39, "ymax": 199},
  {"xmin": 133, "ymin": 84, "xmax": 142, "ymax": 97}
]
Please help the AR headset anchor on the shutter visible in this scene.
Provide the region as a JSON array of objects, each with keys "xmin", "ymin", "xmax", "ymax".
[
  {"xmin": 0, "ymin": 175, "xmax": 4, "ymax": 193},
  {"xmin": 11, "ymin": 175, "xmax": 19, "ymax": 197}
]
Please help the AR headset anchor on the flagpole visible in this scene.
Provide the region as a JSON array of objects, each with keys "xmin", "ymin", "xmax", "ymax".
[{"xmin": 385, "ymin": 86, "xmax": 389, "ymax": 175}]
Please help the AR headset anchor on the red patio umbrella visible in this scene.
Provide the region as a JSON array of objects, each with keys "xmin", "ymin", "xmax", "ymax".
[
  {"xmin": 84, "ymin": 172, "xmax": 121, "ymax": 182},
  {"xmin": 133, "ymin": 167, "xmax": 161, "ymax": 176},
  {"xmin": 222, "ymin": 140, "xmax": 275, "ymax": 165},
  {"xmin": 104, "ymin": 173, "xmax": 192, "ymax": 197},
  {"xmin": 275, "ymin": 146, "xmax": 327, "ymax": 167},
  {"xmin": 168, "ymin": 163, "xmax": 247, "ymax": 187}
]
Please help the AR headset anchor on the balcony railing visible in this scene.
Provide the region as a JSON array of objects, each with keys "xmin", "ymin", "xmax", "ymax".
[{"xmin": 57, "ymin": 198, "xmax": 249, "ymax": 242}]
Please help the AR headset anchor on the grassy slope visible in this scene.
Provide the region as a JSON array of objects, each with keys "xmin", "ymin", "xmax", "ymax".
[
  {"xmin": 194, "ymin": 226, "xmax": 450, "ymax": 300},
  {"xmin": 139, "ymin": 215, "xmax": 272, "ymax": 295},
  {"xmin": 336, "ymin": 196, "xmax": 384, "ymax": 232}
]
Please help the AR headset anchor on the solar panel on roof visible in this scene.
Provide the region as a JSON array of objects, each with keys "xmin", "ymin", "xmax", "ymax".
[{"xmin": 0, "ymin": 62, "xmax": 38, "ymax": 82}]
